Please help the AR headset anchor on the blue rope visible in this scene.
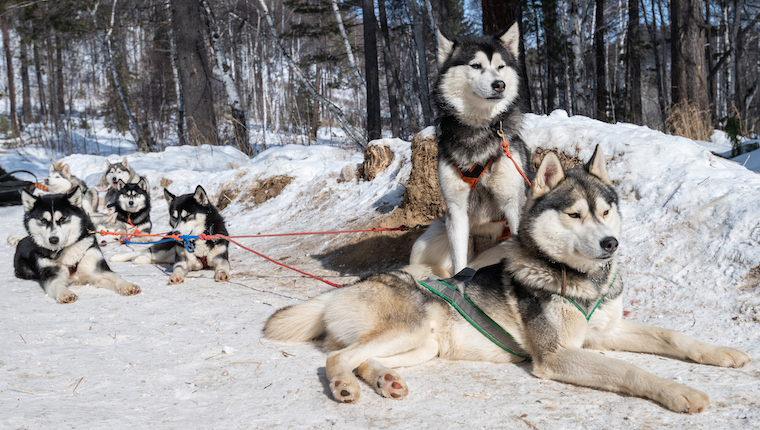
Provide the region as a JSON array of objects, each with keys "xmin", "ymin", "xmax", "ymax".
[{"xmin": 123, "ymin": 234, "xmax": 201, "ymax": 253}]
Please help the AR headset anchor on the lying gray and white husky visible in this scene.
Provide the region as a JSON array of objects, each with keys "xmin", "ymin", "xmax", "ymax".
[
  {"xmin": 410, "ymin": 23, "xmax": 531, "ymax": 287},
  {"xmin": 14, "ymin": 187, "xmax": 141, "ymax": 303},
  {"xmin": 264, "ymin": 146, "xmax": 750, "ymax": 413},
  {"xmin": 110, "ymin": 185, "xmax": 230, "ymax": 284}
]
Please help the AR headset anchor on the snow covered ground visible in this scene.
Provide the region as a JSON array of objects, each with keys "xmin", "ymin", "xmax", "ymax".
[{"xmin": 1, "ymin": 112, "xmax": 759, "ymax": 429}]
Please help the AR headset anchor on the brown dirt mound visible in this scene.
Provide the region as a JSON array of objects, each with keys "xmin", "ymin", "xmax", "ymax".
[
  {"xmin": 531, "ymin": 147, "xmax": 583, "ymax": 171},
  {"xmin": 314, "ymin": 132, "xmax": 441, "ymax": 275},
  {"xmin": 216, "ymin": 187, "xmax": 240, "ymax": 211},
  {"xmin": 241, "ymin": 175, "xmax": 294, "ymax": 206},
  {"xmin": 357, "ymin": 144, "xmax": 394, "ymax": 181}
]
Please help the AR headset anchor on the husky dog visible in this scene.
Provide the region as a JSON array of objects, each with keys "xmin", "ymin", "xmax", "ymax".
[
  {"xmin": 14, "ymin": 187, "xmax": 141, "ymax": 303},
  {"xmin": 264, "ymin": 146, "xmax": 750, "ymax": 412},
  {"xmin": 409, "ymin": 23, "xmax": 530, "ymax": 285},
  {"xmin": 101, "ymin": 157, "xmax": 140, "ymax": 209},
  {"xmin": 45, "ymin": 161, "xmax": 99, "ymax": 215},
  {"xmin": 110, "ymin": 185, "xmax": 231, "ymax": 284}
]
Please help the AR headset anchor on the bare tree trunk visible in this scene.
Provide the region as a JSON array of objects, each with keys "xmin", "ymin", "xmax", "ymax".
[
  {"xmin": 645, "ymin": 0, "xmax": 666, "ymax": 124},
  {"xmin": 256, "ymin": 0, "xmax": 366, "ymax": 148},
  {"xmin": 542, "ymin": 0, "xmax": 559, "ymax": 112},
  {"xmin": 626, "ymin": 0, "xmax": 642, "ymax": 124},
  {"xmin": 330, "ymin": 0, "xmax": 366, "ymax": 96},
  {"xmin": 570, "ymin": 0, "xmax": 584, "ymax": 115},
  {"xmin": 594, "ymin": 0, "xmax": 608, "ymax": 121},
  {"xmin": 670, "ymin": 0, "xmax": 709, "ymax": 120},
  {"xmin": 362, "ymin": 0, "xmax": 382, "ymax": 140},
  {"xmin": 406, "ymin": 0, "xmax": 433, "ymax": 125},
  {"xmin": 92, "ymin": 0, "xmax": 151, "ymax": 149},
  {"xmin": 1, "ymin": 15, "xmax": 19, "ymax": 136},
  {"xmin": 201, "ymin": 0, "xmax": 250, "ymax": 154},
  {"xmin": 165, "ymin": 0, "xmax": 185, "ymax": 145},
  {"xmin": 377, "ymin": 0, "xmax": 400, "ymax": 137},
  {"xmin": 33, "ymin": 42, "xmax": 47, "ymax": 120},
  {"xmin": 20, "ymin": 41, "xmax": 32, "ymax": 125},
  {"xmin": 311, "ymin": 68, "xmax": 321, "ymax": 140},
  {"xmin": 171, "ymin": 0, "xmax": 218, "ymax": 146},
  {"xmin": 55, "ymin": 36, "xmax": 64, "ymax": 119}
]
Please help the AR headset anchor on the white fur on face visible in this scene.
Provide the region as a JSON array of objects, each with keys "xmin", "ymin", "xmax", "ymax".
[
  {"xmin": 108, "ymin": 166, "xmax": 132, "ymax": 188},
  {"xmin": 117, "ymin": 191, "xmax": 147, "ymax": 213},
  {"xmin": 173, "ymin": 210, "xmax": 207, "ymax": 236},
  {"xmin": 28, "ymin": 210, "xmax": 83, "ymax": 251},
  {"xmin": 531, "ymin": 197, "xmax": 620, "ymax": 273},
  {"xmin": 46, "ymin": 171, "xmax": 73, "ymax": 194},
  {"xmin": 438, "ymin": 52, "xmax": 520, "ymax": 127}
]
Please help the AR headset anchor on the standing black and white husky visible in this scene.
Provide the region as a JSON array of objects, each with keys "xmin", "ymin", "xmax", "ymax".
[
  {"xmin": 409, "ymin": 23, "xmax": 531, "ymax": 285},
  {"xmin": 114, "ymin": 177, "xmax": 152, "ymax": 235},
  {"xmin": 45, "ymin": 161, "xmax": 99, "ymax": 215},
  {"xmin": 101, "ymin": 157, "xmax": 141, "ymax": 208},
  {"xmin": 110, "ymin": 185, "xmax": 231, "ymax": 284},
  {"xmin": 264, "ymin": 146, "xmax": 751, "ymax": 412},
  {"xmin": 14, "ymin": 187, "xmax": 141, "ymax": 303}
]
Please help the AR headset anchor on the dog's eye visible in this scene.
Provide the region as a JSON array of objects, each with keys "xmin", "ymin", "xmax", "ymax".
[
  {"xmin": 470, "ymin": 63, "xmax": 481, "ymax": 70},
  {"xmin": 58, "ymin": 216, "xmax": 67, "ymax": 224},
  {"xmin": 602, "ymin": 210, "xmax": 609, "ymax": 217},
  {"xmin": 498, "ymin": 65, "xmax": 505, "ymax": 69},
  {"xmin": 567, "ymin": 213, "xmax": 580, "ymax": 219}
]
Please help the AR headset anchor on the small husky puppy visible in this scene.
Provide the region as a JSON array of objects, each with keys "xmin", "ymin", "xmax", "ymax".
[
  {"xmin": 110, "ymin": 185, "xmax": 231, "ymax": 284},
  {"xmin": 264, "ymin": 146, "xmax": 750, "ymax": 413},
  {"xmin": 410, "ymin": 23, "xmax": 530, "ymax": 285},
  {"xmin": 14, "ymin": 187, "xmax": 141, "ymax": 303},
  {"xmin": 45, "ymin": 161, "xmax": 99, "ymax": 215},
  {"xmin": 101, "ymin": 157, "xmax": 140, "ymax": 208}
]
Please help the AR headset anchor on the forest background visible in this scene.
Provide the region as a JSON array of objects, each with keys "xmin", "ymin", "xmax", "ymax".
[{"xmin": 0, "ymin": 0, "xmax": 757, "ymax": 156}]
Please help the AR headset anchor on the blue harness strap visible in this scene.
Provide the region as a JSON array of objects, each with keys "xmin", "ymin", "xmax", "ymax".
[{"xmin": 418, "ymin": 268, "xmax": 529, "ymax": 360}]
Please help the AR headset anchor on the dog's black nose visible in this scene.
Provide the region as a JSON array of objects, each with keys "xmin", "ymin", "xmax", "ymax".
[
  {"xmin": 600, "ymin": 236, "xmax": 618, "ymax": 253},
  {"xmin": 492, "ymin": 80, "xmax": 506, "ymax": 92},
  {"xmin": 128, "ymin": 200, "xmax": 134, "ymax": 206},
  {"xmin": 49, "ymin": 236, "xmax": 59, "ymax": 245}
]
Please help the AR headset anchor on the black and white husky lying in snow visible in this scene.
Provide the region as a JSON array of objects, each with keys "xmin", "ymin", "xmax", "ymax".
[
  {"xmin": 14, "ymin": 187, "xmax": 141, "ymax": 303},
  {"xmin": 110, "ymin": 185, "xmax": 231, "ymax": 284}
]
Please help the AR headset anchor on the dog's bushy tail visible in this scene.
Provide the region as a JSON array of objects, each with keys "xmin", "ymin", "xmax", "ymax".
[{"xmin": 263, "ymin": 295, "xmax": 330, "ymax": 342}]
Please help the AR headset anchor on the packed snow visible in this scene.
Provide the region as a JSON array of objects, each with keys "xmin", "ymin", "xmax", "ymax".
[{"xmin": 1, "ymin": 112, "xmax": 759, "ymax": 429}]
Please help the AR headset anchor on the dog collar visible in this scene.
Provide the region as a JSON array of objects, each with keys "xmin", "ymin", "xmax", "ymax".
[{"xmin": 560, "ymin": 264, "xmax": 617, "ymax": 321}]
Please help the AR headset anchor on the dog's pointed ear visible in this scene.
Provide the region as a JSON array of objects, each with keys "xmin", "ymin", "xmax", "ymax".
[
  {"xmin": 498, "ymin": 22, "xmax": 520, "ymax": 59},
  {"xmin": 585, "ymin": 145, "xmax": 611, "ymax": 185},
  {"xmin": 61, "ymin": 164, "xmax": 72, "ymax": 179},
  {"xmin": 21, "ymin": 188, "xmax": 37, "ymax": 212},
  {"xmin": 117, "ymin": 179, "xmax": 126, "ymax": 190},
  {"xmin": 48, "ymin": 165, "xmax": 55, "ymax": 174},
  {"xmin": 67, "ymin": 186, "xmax": 83, "ymax": 208},
  {"xmin": 163, "ymin": 188, "xmax": 175, "ymax": 206},
  {"xmin": 533, "ymin": 152, "xmax": 565, "ymax": 198},
  {"xmin": 437, "ymin": 29, "xmax": 455, "ymax": 67},
  {"xmin": 137, "ymin": 176, "xmax": 149, "ymax": 190},
  {"xmin": 193, "ymin": 185, "xmax": 209, "ymax": 206},
  {"xmin": 123, "ymin": 157, "xmax": 129, "ymax": 168}
]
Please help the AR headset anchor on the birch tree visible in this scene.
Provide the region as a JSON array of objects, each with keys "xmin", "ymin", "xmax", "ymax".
[{"xmin": 201, "ymin": 0, "xmax": 251, "ymax": 155}]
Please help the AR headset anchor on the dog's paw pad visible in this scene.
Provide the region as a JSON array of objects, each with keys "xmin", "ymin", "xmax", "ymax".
[
  {"xmin": 120, "ymin": 283, "xmax": 141, "ymax": 296},
  {"xmin": 57, "ymin": 290, "xmax": 78, "ymax": 304},
  {"xmin": 215, "ymin": 271, "xmax": 229, "ymax": 282},
  {"xmin": 377, "ymin": 371, "xmax": 407, "ymax": 399},
  {"xmin": 331, "ymin": 378, "xmax": 360, "ymax": 403},
  {"xmin": 169, "ymin": 275, "xmax": 184, "ymax": 284}
]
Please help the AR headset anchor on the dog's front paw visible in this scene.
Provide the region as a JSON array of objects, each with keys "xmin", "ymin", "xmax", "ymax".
[
  {"xmin": 56, "ymin": 289, "xmax": 78, "ymax": 304},
  {"xmin": 376, "ymin": 370, "xmax": 408, "ymax": 399},
  {"xmin": 697, "ymin": 347, "xmax": 752, "ymax": 368},
  {"xmin": 331, "ymin": 374, "xmax": 360, "ymax": 403},
  {"xmin": 169, "ymin": 273, "xmax": 184, "ymax": 284},
  {"xmin": 119, "ymin": 283, "xmax": 141, "ymax": 296},
  {"xmin": 660, "ymin": 384, "xmax": 710, "ymax": 413},
  {"xmin": 215, "ymin": 270, "xmax": 229, "ymax": 282}
]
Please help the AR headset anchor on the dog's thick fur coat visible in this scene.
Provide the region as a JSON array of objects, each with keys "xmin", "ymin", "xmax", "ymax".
[
  {"xmin": 14, "ymin": 187, "xmax": 141, "ymax": 303},
  {"xmin": 410, "ymin": 24, "xmax": 530, "ymax": 280},
  {"xmin": 264, "ymin": 147, "xmax": 751, "ymax": 412}
]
